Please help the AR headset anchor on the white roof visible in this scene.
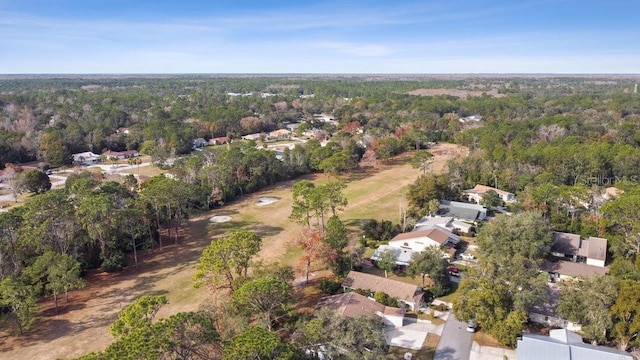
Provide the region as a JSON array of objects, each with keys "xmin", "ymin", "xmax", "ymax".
[
  {"xmin": 517, "ymin": 329, "xmax": 632, "ymax": 360},
  {"xmin": 370, "ymin": 245, "xmax": 414, "ymax": 266},
  {"xmin": 72, "ymin": 152, "xmax": 100, "ymax": 161}
]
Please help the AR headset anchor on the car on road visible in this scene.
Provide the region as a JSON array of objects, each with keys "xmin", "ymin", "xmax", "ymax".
[
  {"xmin": 460, "ymin": 253, "xmax": 475, "ymax": 260},
  {"xmin": 466, "ymin": 319, "xmax": 476, "ymax": 333},
  {"xmin": 447, "ymin": 265, "xmax": 460, "ymax": 276}
]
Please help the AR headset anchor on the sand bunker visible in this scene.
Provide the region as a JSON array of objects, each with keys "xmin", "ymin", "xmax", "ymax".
[
  {"xmin": 209, "ymin": 215, "xmax": 231, "ymax": 223},
  {"xmin": 257, "ymin": 197, "xmax": 279, "ymax": 206}
]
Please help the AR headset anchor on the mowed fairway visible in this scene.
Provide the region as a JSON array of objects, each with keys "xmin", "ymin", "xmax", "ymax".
[{"xmin": 0, "ymin": 143, "xmax": 466, "ymax": 360}]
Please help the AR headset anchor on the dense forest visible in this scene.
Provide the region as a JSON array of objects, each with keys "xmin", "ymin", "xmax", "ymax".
[
  {"xmin": 3, "ymin": 75, "xmax": 640, "ymax": 357},
  {"xmin": 2, "ymin": 74, "xmax": 638, "ymax": 169}
]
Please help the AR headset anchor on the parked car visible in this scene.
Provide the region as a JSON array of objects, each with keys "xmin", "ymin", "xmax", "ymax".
[
  {"xmin": 466, "ymin": 320, "xmax": 476, "ymax": 333},
  {"xmin": 447, "ymin": 265, "xmax": 459, "ymax": 276},
  {"xmin": 460, "ymin": 253, "xmax": 475, "ymax": 260}
]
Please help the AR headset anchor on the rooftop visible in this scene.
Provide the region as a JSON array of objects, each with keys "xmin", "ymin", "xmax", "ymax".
[
  {"xmin": 438, "ymin": 200, "xmax": 486, "ymax": 222},
  {"xmin": 342, "ymin": 271, "xmax": 421, "ymax": 304},
  {"xmin": 390, "ymin": 226, "xmax": 460, "ymax": 246},
  {"xmin": 370, "ymin": 245, "xmax": 415, "ymax": 266},
  {"xmin": 541, "ymin": 260, "xmax": 608, "ymax": 278},
  {"xmin": 518, "ymin": 329, "xmax": 632, "ymax": 360},
  {"xmin": 316, "ymin": 292, "xmax": 386, "ymax": 319},
  {"xmin": 551, "ymin": 232, "xmax": 607, "ymax": 262},
  {"xmin": 464, "ymin": 184, "xmax": 513, "ymax": 197}
]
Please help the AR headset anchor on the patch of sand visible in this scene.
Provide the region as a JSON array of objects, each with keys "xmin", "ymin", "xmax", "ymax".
[
  {"xmin": 209, "ymin": 216, "xmax": 232, "ymax": 223},
  {"xmin": 257, "ymin": 197, "xmax": 280, "ymax": 206}
]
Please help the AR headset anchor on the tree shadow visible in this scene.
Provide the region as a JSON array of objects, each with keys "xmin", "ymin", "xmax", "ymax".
[
  {"xmin": 40, "ymin": 302, "xmax": 87, "ymax": 317},
  {"xmin": 250, "ymin": 224, "xmax": 285, "ymax": 238},
  {"xmin": 433, "ymin": 346, "xmax": 457, "ymax": 360}
]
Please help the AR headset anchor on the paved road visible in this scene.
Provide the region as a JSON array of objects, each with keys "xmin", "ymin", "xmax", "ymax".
[{"xmin": 434, "ymin": 313, "xmax": 474, "ymax": 360}]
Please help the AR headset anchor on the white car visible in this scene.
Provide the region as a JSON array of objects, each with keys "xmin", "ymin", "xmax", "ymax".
[
  {"xmin": 460, "ymin": 253, "xmax": 475, "ymax": 260},
  {"xmin": 466, "ymin": 320, "xmax": 476, "ymax": 333}
]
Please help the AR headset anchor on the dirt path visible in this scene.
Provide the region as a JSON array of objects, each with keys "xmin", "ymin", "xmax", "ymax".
[{"xmin": 0, "ymin": 144, "xmax": 468, "ymax": 360}]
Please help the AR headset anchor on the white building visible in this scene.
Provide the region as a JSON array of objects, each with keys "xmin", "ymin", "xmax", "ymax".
[
  {"xmin": 413, "ymin": 215, "xmax": 475, "ymax": 235},
  {"xmin": 72, "ymin": 152, "xmax": 100, "ymax": 165},
  {"xmin": 388, "ymin": 226, "xmax": 460, "ymax": 253},
  {"xmin": 463, "ymin": 184, "xmax": 516, "ymax": 204}
]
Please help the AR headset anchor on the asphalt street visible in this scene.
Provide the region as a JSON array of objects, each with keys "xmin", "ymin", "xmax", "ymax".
[{"xmin": 434, "ymin": 313, "xmax": 474, "ymax": 360}]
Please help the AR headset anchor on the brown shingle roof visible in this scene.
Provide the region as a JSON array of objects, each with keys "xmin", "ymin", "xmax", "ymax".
[
  {"xmin": 316, "ymin": 292, "xmax": 385, "ymax": 319},
  {"xmin": 586, "ymin": 237, "xmax": 607, "ymax": 262},
  {"xmin": 551, "ymin": 232, "xmax": 608, "ymax": 262},
  {"xmin": 551, "ymin": 232, "xmax": 581, "ymax": 256},
  {"xmin": 342, "ymin": 271, "xmax": 421, "ymax": 304},
  {"xmin": 470, "ymin": 184, "xmax": 513, "ymax": 197},
  {"xmin": 541, "ymin": 260, "xmax": 608, "ymax": 278}
]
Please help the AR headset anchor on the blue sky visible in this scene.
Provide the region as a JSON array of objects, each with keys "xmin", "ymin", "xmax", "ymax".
[{"xmin": 1, "ymin": 0, "xmax": 639, "ymax": 74}]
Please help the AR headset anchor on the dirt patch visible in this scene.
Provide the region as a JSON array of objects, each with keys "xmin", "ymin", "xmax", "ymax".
[
  {"xmin": 209, "ymin": 215, "xmax": 232, "ymax": 223},
  {"xmin": 256, "ymin": 197, "xmax": 280, "ymax": 206},
  {"xmin": 407, "ymin": 88, "xmax": 505, "ymax": 99}
]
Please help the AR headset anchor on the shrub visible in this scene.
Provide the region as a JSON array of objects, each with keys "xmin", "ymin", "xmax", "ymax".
[
  {"xmin": 373, "ymin": 291, "xmax": 399, "ymax": 307},
  {"xmin": 101, "ymin": 251, "xmax": 126, "ymax": 272},
  {"xmin": 319, "ymin": 280, "xmax": 342, "ymax": 295},
  {"xmin": 373, "ymin": 291, "xmax": 389, "ymax": 304}
]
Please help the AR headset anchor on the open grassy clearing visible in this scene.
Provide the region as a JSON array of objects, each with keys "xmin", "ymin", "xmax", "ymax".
[{"xmin": 0, "ymin": 144, "xmax": 466, "ymax": 359}]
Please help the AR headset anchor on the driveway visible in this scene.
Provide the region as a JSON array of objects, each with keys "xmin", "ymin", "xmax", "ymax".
[{"xmin": 434, "ymin": 313, "xmax": 474, "ymax": 360}]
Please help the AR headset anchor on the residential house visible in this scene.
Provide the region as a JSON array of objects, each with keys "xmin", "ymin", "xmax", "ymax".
[
  {"xmin": 463, "ymin": 184, "xmax": 516, "ymax": 204},
  {"xmin": 341, "ymin": 271, "xmax": 425, "ymax": 311},
  {"xmin": 192, "ymin": 138, "xmax": 208, "ymax": 149},
  {"xmin": 542, "ymin": 232, "xmax": 608, "ymax": 281},
  {"xmin": 529, "ymin": 283, "xmax": 582, "ymax": 332},
  {"xmin": 313, "ymin": 113, "xmax": 336, "ymax": 124},
  {"xmin": 285, "ymin": 123, "xmax": 300, "ymax": 132},
  {"xmin": 72, "ymin": 151, "xmax": 100, "ymax": 166},
  {"xmin": 438, "ymin": 200, "xmax": 487, "ymax": 223},
  {"xmin": 316, "ymin": 291, "xmax": 405, "ymax": 328},
  {"xmin": 313, "ymin": 292, "xmax": 428, "ymax": 351},
  {"xmin": 103, "ymin": 150, "xmax": 140, "ymax": 160},
  {"xmin": 241, "ymin": 133, "xmax": 262, "ymax": 141},
  {"xmin": 370, "ymin": 245, "xmax": 416, "ymax": 267},
  {"xmin": 413, "ymin": 215, "xmax": 475, "ymax": 235},
  {"xmin": 302, "ymin": 128, "xmax": 329, "ymax": 141},
  {"xmin": 517, "ymin": 329, "xmax": 632, "ymax": 360},
  {"xmin": 550, "ymin": 232, "xmax": 607, "ymax": 267},
  {"xmin": 388, "ymin": 226, "xmax": 460, "ymax": 253},
  {"xmin": 541, "ymin": 260, "xmax": 608, "ymax": 281},
  {"xmin": 209, "ymin": 136, "xmax": 229, "ymax": 145},
  {"xmin": 458, "ymin": 115, "xmax": 483, "ymax": 123},
  {"xmin": 267, "ymin": 129, "xmax": 291, "ymax": 141}
]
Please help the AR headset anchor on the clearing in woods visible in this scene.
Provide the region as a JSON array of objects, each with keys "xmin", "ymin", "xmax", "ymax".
[{"xmin": 0, "ymin": 143, "xmax": 467, "ymax": 360}]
